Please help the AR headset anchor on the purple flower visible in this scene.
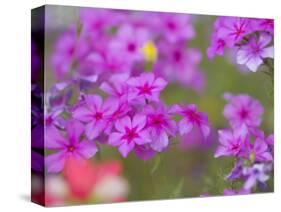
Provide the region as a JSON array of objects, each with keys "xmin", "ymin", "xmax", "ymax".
[
  {"xmin": 134, "ymin": 144, "xmax": 156, "ymax": 161},
  {"xmin": 109, "ymin": 24, "xmax": 149, "ymax": 64},
  {"xmin": 215, "ymin": 17, "xmax": 251, "ymax": 47},
  {"xmin": 251, "ymin": 18, "xmax": 274, "ymax": 34},
  {"xmin": 242, "ymin": 163, "xmax": 272, "ymax": 190},
  {"xmin": 108, "ymin": 115, "xmax": 151, "ymax": 157},
  {"xmin": 223, "ymin": 93, "xmax": 264, "ymax": 128},
  {"xmin": 172, "ymin": 104, "xmax": 210, "ymax": 139},
  {"xmin": 156, "ymin": 41, "xmax": 204, "ymax": 91},
  {"xmin": 214, "ymin": 124, "xmax": 248, "ymax": 158},
  {"xmin": 155, "ymin": 14, "xmax": 195, "ymax": 43},
  {"xmin": 237, "ymin": 33, "xmax": 273, "ymax": 72},
  {"xmin": 226, "ymin": 159, "xmax": 244, "ymax": 180},
  {"xmin": 100, "ymin": 73, "xmax": 132, "ymax": 102},
  {"xmin": 127, "ymin": 73, "xmax": 167, "ymax": 104},
  {"xmin": 45, "ymin": 121, "xmax": 98, "ymax": 173},
  {"xmin": 144, "ymin": 105, "xmax": 177, "ymax": 152},
  {"xmin": 72, "ymin": 95, "xmax": 117, "ymax": 140},
  {"xmin": 247, "ymin": 137, "xmax": 273, "ymax": 162},
  {"xmin": 207, "ymin": 34, "xmax": 226, "ymax": 59}
]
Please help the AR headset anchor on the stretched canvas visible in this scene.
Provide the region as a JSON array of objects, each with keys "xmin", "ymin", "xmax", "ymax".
[{"xmin": 31, "ymin": 5, "xmax": 274, "ymax": 207}]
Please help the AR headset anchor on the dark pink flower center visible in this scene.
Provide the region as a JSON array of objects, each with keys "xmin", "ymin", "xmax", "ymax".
[
  {"xmin": 239, "ymin": 108, "xmax": 249, "ymax": 119},
  {"xmin": 167, "ymin": 21, "xmax": 177, "ymax": 30},
  {"xmin": 151, "ymin": 114, "xmax": 165, "ymax": 126},
  {"xmin": 137, "ymin": 83, "xmax": 154, "ymax": 95},
  {"xmin": 123, "ymin": 127, "xmax": 139, "ymax": 142},
  {"xmin": 232, "ymin": 22, "xmax": 246, "ymax": 40},
  {"xmin": 94, "ymin": 112, "xmax": 103, "ymax": 120},
  {"xmin": 127, "ymin": 42, "xmax": 136, "ymax": 52},
  {"xmin": 185, "ymin": 110, "xmax": 200, "ymax": 123},
  {"xmin": 67, "ymin": 145, "xmax": 75, "ymax": 152},
  {"xmin": 173, "ymin": 50, "xmax": 182, "ymax": 62}
]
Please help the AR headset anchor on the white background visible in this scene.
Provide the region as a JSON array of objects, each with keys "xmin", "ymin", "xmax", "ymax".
[{"xmin": 0, "ymin": 0, "xmax": 279, "ymax": 210}]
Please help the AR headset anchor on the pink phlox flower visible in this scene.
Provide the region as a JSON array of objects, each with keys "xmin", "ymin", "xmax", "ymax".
[
  {"xmin": 144, "ymin": 105, "xmax": 177, "ymax": 152},
  {"xmin": 109, "ymin": 24, "xmax": 150, "ymax": 64},
  {"xmin": 155, "ymin": 13, "xmax": 195, "ymax": 43},
  {"xmin": 215, "ymin": 17, "xmax": 252, "ymax": 47},
  {"xmin": 214, "ymin": 124, "xmax": 248, "ymax": 158},
  {"xmin": 171, "ymin": 104, "xmax": 210, "ymax": 139},
  {"xmin": 237, "ymin": 33, "xmax": 273, "ymax": 72},
  {"xmin": 127, "ymin": 72, "xmax": 167, "ymax": 104},
  {"xmin": 108, "ymin": 115, "xmax": 151, "ymax": 157},
  {"xmin": 100, "ymin": 73, "xmax": 134, "ymax": 102},
  {"xmin": 45, "ymin": 121, "xmax": 98, "ymax": 173},
  {"xmin": 223, "ymin": 93, "xmax": 264, "ymax": 128},
  {"xmin": 72, "ymin": 95, "xmax": 118, "ymax": 140}
]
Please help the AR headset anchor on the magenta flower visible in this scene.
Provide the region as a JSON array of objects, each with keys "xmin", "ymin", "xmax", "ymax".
[
  {"xmin": 72, "ymin": 95, "xmax": 117, "ymax": 140},
  {"xmin": 127, "ymin": 73, "xmax": 167, "ymax": 104},
  {"xmin": 251, "ymin": 18, "xmax": 274, "ymax": 34},
  {"xmin": 108, "ymin": 115, "xmax": 151, "ymax": 157},
  {"xmin": 223, "ymin": 93, "xmax": 264, "ymax": 128},
  {"xmin": 134, "ymin": 144, "xmax": 156, "ymax": 161},
  {"xmin": 156, "ymin": 14, "xmax": 195, "ymax": 43},
  {"xmin": 172, "ymin": 104, "xmax": 210, "ymax": 139},
  {"xmin": 144, "ymin": 105, "xmax": 177, "ymax": 152},
  {"xmin": 216, "ymin": 17, "xmax": 251, "ymax": 47},
  {"xmin": 109, "ymin": 24, "xmax": 149, "ymax": 64},
  {"xmin": 156, "ymin": 41, "xmax": 204, "ymax": 91},
  {"xmin": 214, "ymin": 124, "xmax": 248, "ymax": 158},
  {"xmin": 45, "ymin": 121, "xmax": 98, "ymax": 173},
  {"xmin": 100, "ymin": 73, "xmax": 132, "ymax": 102},
  {"xmin": 207, "ymin": 34, "xmax": 226, "ymax": 59},
  {"xmin": 237, "ymin": 33, "xmax": 273, "ymax": 72}
]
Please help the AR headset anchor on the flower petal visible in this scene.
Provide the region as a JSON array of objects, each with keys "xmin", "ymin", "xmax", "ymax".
[
  {"xmin": 77, "ymin": 140, "xmax": 98, "ymax": 158},
  {"xmin": 46, "ymin": 151, "xmax": 66, "ymax": 173},
  {"xmin": 118, "ymin": 142, "xmax": 135, "ymax": 158}
]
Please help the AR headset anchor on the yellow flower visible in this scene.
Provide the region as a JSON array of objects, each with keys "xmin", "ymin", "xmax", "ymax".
[{"xmin": 142, "ymin": 41, "xmax": 158, "ymax": 63}]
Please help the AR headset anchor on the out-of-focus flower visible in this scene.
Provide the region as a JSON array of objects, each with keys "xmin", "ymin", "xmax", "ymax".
[
  {"xmin": 108, "ymin": 115, "xmax": 151, "ymax": 157},
  {"xmin": 237, "ymin": 33, "xmax": 273, "ymax": 72},
  {"xmin": 45, "ymin": 121, "xmax": 98, "ymax": 172},
  {"xmin": 155, "ymin": 13, "xmax": 195, "ymax": 43},
  {"xmin": 242, "ymin": 163, "xmax": 272, "ymax": 190},
  {"xmin": 63, "ymin": 157, "xmax": 129, "ymax": 202},
  {"xmin": 214, "ymin": 124, "xmax": 248, "ymax": 158},
  {"xmin": 109, "ymin": 24, "xmax": 149, "ymax": 64},
  {"xmin": 223, "ymin": 93, "xmax": 264, "ymax": 129}
]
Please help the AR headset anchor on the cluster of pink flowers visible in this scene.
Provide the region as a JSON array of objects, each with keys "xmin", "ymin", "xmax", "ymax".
[
  {"xmin": 45, "ymin": 9, "xmax": 211, "ymax": 173},
  {"xmin": 45, "ymin": 72, "xmax": 210, "ymax": 173},
  {"xmin": 214, "ymin": 93, "xmax": 273, "ymax": 192},
  {"xmin": 207, "ymin": 17, "xmax": 274, "ymax": 72},
  {"xmin": 51, "ymin": 9, "xmax": 205, "ymax": 92}
]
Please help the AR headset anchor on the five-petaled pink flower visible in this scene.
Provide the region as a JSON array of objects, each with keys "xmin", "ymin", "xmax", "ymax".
[
  {"xmin": 72, "ymin": 95, "xmax": 117, "ymax": 140},
  {"xmin": 237, "ymin": 33, "xmax": 273, "ymax": 72},
  {"xmin": 127, "ymin": 73, "xmax": 167, "ymax": 104},
  {"xmin": 215, "ymin": 124, "xmax": 248, "ymax": 158},
  {"xmin": 172, "ymin": 104, "xmax": 210, "ymax": 139},
  {"xmin": 108, "ymin": 115, "xmax": 151, "ymax": 157},
  {"xmin": 223, "ymin": 93, "xmax": 264, "ymax": 128},
  {"xmin": 144, "ymin": 105, "xmax": 177, "ymax": 152},
  {"xmin": 45, "ymin": 121, "xmax": 98, "ymax": 173}
]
